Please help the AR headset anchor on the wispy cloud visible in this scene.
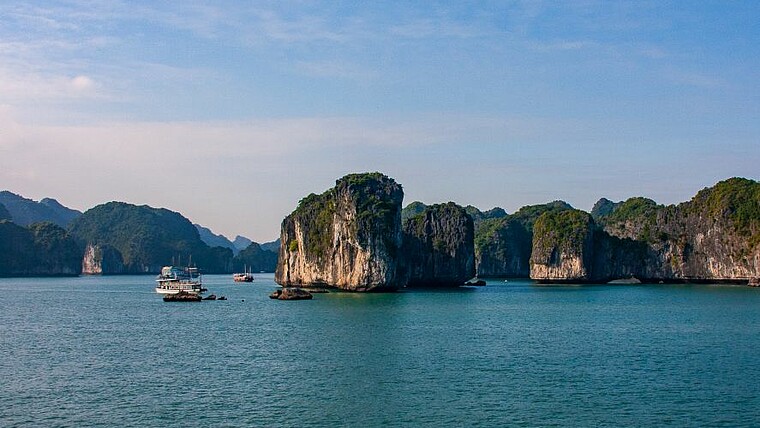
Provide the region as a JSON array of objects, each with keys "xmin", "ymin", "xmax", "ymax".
[
  {"xmin": 295, "ymin": 60, "xmax": 377, "ymax": 80},
  {"xmin": 666, "ymin": 70, "xmax": 728, "ymax": 89}
]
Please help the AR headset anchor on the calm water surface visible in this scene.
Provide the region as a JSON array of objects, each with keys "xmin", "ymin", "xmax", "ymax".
[{"xmin": 1, "ymin": 275, "xmax": 759, "ymax": 427}]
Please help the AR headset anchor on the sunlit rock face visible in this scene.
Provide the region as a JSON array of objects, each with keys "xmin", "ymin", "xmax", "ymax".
[
  {"xmin": 276, "ymin": 173, "xmax": 404, "ymax": 292},
  {"xmin": 532, "ymin": 178, "xmax": 760, "ymax": 283},
  {"xmin": 81, "ymin": 243, "xmax": 125, "ymax": 275},
  {"xmin": 530, "ymin": 210, "xmax": 595, "ymax": 282}
]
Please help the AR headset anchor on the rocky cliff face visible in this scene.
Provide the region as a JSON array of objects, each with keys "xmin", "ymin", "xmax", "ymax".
[
  {"xmin": 401, "ymin": 202, "xmax": 475, "ymax": 287},
  {"xmin": 530, "ymin": 210, "xmax": 595, "ymax": 281},
  {"xmin": 475, "ymin": 218, "xmax": 532, "ymax": 277},
  {"xmin": 81, "ymin": 243, "xmax": 125, "ymax": 275},
  {"xmin": 475, "ymin": 201, "xmax": 573, "ymax": 277},
  {"xmin": 530, "ymin": 178, "xmax": 759, "ymax": 283},
  {"xmin": 593, "ymin": 178, "xmax": 759, "ymax": 281},
  {"xmin": 276, "ymin": 173, "xmax": 404, "ymax": 291}
]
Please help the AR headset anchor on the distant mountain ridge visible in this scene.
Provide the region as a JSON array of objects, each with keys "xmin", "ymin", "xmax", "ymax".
[
  {"xmin": 195, "ymin": 224, "xmax": 238, "ymax": 254},
  {"xmin": 0, "ymin": 191, "xmax": 81, "ymax": 227},
  {"xmin": 195, "ymin": 225, "xmax": 280, "ymax": 270}
]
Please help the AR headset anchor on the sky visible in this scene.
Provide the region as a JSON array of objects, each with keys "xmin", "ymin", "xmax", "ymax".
[{"xmin": 0, "ymin": 1, "xmax": 758, "ymax": 243}]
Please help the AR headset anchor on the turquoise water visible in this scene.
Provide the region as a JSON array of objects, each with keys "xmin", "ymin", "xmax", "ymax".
[{"xmin": 1, "ymin": 275, "xmax": 759, "ymax": 427}]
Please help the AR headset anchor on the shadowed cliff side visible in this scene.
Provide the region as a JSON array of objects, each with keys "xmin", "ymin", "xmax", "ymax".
[
  {"xmin": 593, "ymin": 178, "xmax": 759, "ymax": 282},
  {"xmin": 401, "ymin": 202, "xmax": 475, "ymax": 287}
]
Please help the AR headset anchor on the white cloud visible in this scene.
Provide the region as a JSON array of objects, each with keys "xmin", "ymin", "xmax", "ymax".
[{"xmin": 70, "ymin": 75, "xmax": 94, "ymax": 90}]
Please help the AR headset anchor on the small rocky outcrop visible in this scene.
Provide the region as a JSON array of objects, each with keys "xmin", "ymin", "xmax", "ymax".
[
  {"xmin": 270, "ymin": 288, "xmax": 314, "ymax": 300},
  {"xmin": 401, "ymin": 202, "xmax": 475, "ymax": 287},
  {"xmin": 275, "ymin": 173, "xmax": 404, "ymax": 291},
  {"xmin": 163, "ymin": 291, "xmax": 201, "ymax": 302},
  {"xmin": 530, "ymin": 210, "xmax": 595, "ymax": 282}
]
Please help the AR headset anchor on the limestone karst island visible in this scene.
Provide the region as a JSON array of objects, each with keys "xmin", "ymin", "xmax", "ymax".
[{"xmin": 7, "ymin": 172, "xmax": 757, "ymax": 287}]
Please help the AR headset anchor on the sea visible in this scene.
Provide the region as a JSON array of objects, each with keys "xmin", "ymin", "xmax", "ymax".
[{"xmin": 1, "ymin": 274, "xmax": 759, "ymax": 427}]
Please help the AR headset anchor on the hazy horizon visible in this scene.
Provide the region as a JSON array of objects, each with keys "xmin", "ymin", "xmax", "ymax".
[{"xmin": 1, "ymin": 1, "xmax": 758, "ymax": 242}]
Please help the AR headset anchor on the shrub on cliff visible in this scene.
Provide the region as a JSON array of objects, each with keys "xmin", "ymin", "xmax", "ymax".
[{"xmin": 690, "ymin": 177, "xmax": 760, "ymax": 242}]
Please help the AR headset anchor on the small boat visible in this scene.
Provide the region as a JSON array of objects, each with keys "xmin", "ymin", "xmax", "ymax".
[
  {"xmin": 233, "ymin": 265, "xmax": 254, "ymax": 283},
  {"xmin": 155, "ymin": 266, "xmax": 203, "ymax": 295}
]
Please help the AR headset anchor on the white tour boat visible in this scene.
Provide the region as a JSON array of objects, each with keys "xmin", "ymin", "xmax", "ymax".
[{"xmin": 155, "ymin": 266, "xmax": 204, "ymax": 295}]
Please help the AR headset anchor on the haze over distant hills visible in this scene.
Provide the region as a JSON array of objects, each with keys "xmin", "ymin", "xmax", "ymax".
[{"xmin": 0, "ymin": 191, "xmax": 82, "ymax": 227}]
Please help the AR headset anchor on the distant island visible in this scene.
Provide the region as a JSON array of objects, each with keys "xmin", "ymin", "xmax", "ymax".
[
  {"xmin": 0, "ymin": 175, "xmax": 758, "ymax": 285},
  {"xmin": 0, "ymin": 192, "xmax": 277, "ymax": 277}
]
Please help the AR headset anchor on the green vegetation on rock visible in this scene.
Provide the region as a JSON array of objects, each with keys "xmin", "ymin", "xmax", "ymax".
[
  {"xmin": 293, "ymin": 191, "xmax": 336, "ymax": 261},
  {"xmin": 533, "ymin": 210, "xmax": 594, "ymax": 251},
  {"xmin": 402, "ymin": 201, "xmax": 428, "ymax": 222},
  {"xmin": 511, "ymin": 201, "xmax": 574, "ymax": 231},
  {"xmin": 690, "ymin": 177, "xmax": 760, "ymax": 241},
  {"xmin": 473, "ymin": 201, "xmax": 573, "ymax": 277}
]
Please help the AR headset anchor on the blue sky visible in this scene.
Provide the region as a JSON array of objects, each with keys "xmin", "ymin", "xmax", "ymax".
[{"xmin": 1, "ymin": 1, "xmax": 758, "ymax": 242}]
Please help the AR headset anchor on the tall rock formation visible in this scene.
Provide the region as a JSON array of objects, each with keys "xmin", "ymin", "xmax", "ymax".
[
  {"xmin": 401, "ymin": 202, "xmax": 475, "ymax": 287},
  {"xmin": 530, "ymin": 210, "xmax": 595, "ymax": 281},
  {"xmin": 276, "ymin": 173, "xmax": 404, "ymax": 291}
]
